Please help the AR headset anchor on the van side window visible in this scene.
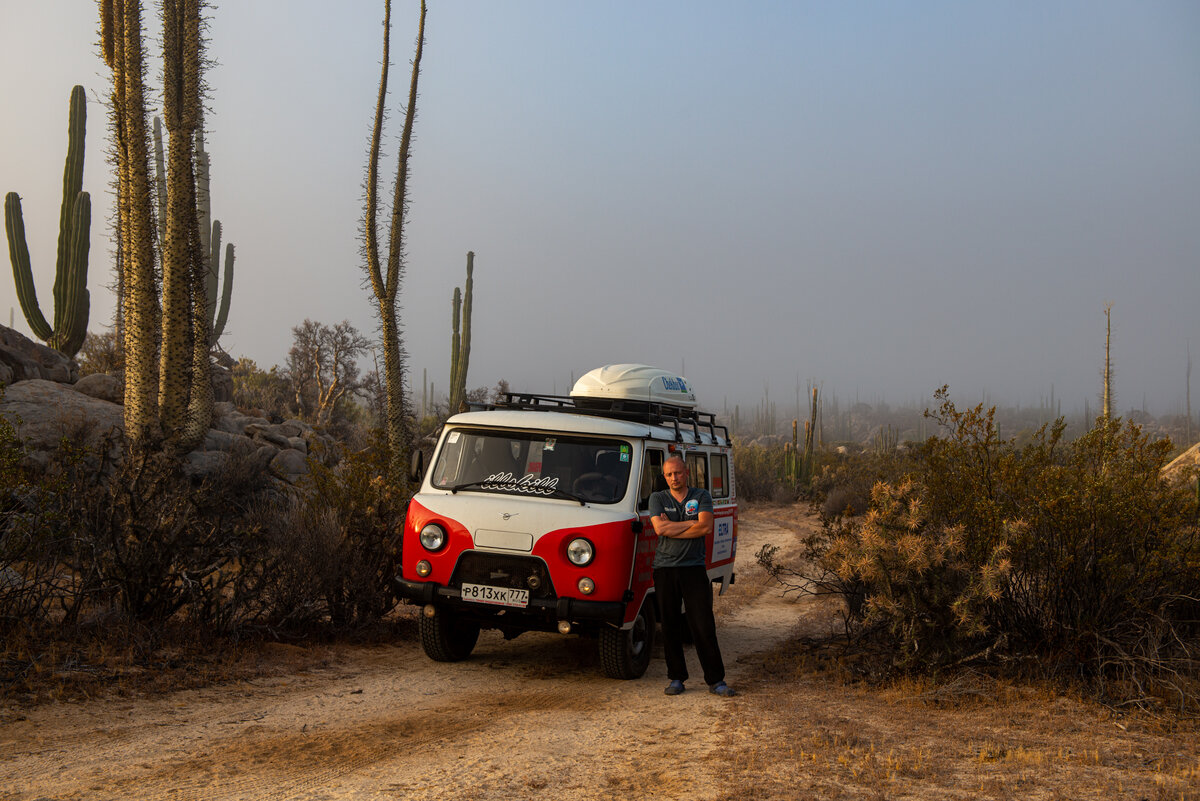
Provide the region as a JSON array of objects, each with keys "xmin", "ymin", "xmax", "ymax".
[
  {"xmin": 686, "ymin": 452, "xmax": 708, "ymax": 492},
  {"xmin": 639, "ymin": 449, "xmax": 666, "ymax": 509},
  {"xmin": 710, "ymin": 453, "xmax": 729, "ymax": 499}
]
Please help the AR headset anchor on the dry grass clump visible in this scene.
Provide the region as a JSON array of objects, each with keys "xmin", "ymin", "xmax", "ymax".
[{"xmin": 718, "ymin": 636, "xmax": 1200, "ymax": 800}]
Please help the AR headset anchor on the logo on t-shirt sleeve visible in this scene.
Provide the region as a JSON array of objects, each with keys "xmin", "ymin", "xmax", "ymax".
[{"xmin": 684, "ymin": 499, "xmax": 699, "ymax": 517}]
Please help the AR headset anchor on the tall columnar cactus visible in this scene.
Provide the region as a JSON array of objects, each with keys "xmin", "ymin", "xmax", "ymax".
[
  {"xmin": 153, "ymin": 119, "xmax": 234, "ymax": 347},
  {"xmin": 448, "ymin": 251, "xmax": 474, "ymax": 413},
  {"xmin": 195, "ymin": 127, "xmax": 234, "ymax": 346},
  {"xmin": 4, "ymin": 85, "xmax": 91, "ymax": 358}
]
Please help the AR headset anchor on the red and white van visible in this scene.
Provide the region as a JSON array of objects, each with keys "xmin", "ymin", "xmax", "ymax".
[{"xmin": 395, "ymin": 364, "xmax": 737, "ymax": 679}]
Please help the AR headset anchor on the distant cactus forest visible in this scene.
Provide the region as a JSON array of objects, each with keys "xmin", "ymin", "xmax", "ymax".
[{"xmin": 2, "ymin": 0, "xmax": 1198, "ymax": 716}]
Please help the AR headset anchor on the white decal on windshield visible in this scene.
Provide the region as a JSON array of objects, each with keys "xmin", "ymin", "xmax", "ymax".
[{"xmin": 482, "ymin": 472, "xmax": 560, "ymax": 496}]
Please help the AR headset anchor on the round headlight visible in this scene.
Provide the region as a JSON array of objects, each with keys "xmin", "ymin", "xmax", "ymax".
[
  {"xmin": 419, "ymin": 523, "xmax": 447, "ymax": 551},
  {"xmin": 566, "ymin": 537, "xmax": 594, "ymax": 566}
]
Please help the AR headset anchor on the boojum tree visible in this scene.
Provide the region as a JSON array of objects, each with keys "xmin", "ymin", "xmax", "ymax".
[
  {"xmin": 363, "ymin": 0, "xmax": 426, "ymax": 482},
  {"xmin": 101, "ymin": 0, "xmax": 213, "ymax": 452}
]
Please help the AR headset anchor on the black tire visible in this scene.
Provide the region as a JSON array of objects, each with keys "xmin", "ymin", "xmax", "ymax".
[
  {"xmin": 599, "ymin": 600, "xmax": 655, "ymax": 679},
  {"xmin": 419, "ymin": 609, "xmax": 481, "ymax": 662}
]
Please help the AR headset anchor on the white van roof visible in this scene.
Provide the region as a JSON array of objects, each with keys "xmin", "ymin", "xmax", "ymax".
[{"xmin": 445, "ymin": 409, "xmax": 726, "ymax": 446}]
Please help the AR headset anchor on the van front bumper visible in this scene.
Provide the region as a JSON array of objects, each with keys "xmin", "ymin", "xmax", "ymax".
[{"xmin": 394, "ymin": 577, "xmax": 626, "ymax": 625}]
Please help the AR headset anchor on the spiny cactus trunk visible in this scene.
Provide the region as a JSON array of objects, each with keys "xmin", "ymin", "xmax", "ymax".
[
  {"xmin": 103, "ymin": 0, "xmax": 161, "ymax": 444},
  {"xmin": 160, "ymin": 0, "xmax": 210, "ymax": 451},
  {"xmin": 363, "ymin": 0, "xmax": 425, "ymax": 483}
]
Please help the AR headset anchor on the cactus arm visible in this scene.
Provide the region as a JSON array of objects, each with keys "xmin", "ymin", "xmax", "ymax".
[
  {"xmin": 210, "ymin": 242, "xmax": 233, "ymax": 343},
  {"xmin": 55, "ymin": 85, "xmax": 87, "ymax": 281},
  {"xmin": 4, "ymin": 192, "xmax": 54, "ymax": 340},
  {"xmin": 51, "ymin": 192, "xmax": 91, "ymax": 357},
  {"xmin": 152, "ymin": 116, "xmax": 167, "ymax": 255},
  {"xmin": 205, "ymin": 219, "xmax": 221, "ymax": 327}
]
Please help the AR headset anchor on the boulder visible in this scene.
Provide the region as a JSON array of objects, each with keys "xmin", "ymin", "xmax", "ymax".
[
  {"xmin": 0, "ymin": 326, "xmax": 77, "ymax": 384},
  {"xmin": 0, "ymin": 378, "xmax": 323, "ymax": 487},
  {"xmin": 73, "ymin": 373, "xmax": 123, "ymax": 404},
  {"xmin": 0, "ymin": 379, "xmax": 122, "ymax": 459},
  {"xmin": 269, "ymin": 448, "xmax": 310, "ymax": 483}
]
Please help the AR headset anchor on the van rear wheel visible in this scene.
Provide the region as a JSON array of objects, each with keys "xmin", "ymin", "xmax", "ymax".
[
  {"xmin": 599, "ymin": 600, "xmax": 655, "ymax": 679},
  {"xmin": 420, "ymin": 609, "xmax": 480, "ymax": 662}
]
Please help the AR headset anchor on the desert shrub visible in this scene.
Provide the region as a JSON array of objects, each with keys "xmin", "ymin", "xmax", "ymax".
[
  {"xmin": 252, "ymin": 434, "xmax": 408, "ymax": 630},
  {"xmin": 811, "ymin": 449, "xmax": 916, "ymax": 518},
  {"xmin": 76, "ymin": 330, "xmax": 123, "ymax": 376},
  {"xmin": 733, "ymin": 441, "xmax": 791, "ymax": 502},
  {"xmin": 762, "ymin": 388, "xmax": 1200, "ymax": 711}
]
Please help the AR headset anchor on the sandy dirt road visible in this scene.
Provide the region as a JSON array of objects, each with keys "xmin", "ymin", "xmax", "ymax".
[
  {"xmin": 6, "ymin": 507, "xmax": 1198, "ymax": 801},
  {"xmin": 0, "ymin": 509, "xmax": 826, "ymax": 801}
]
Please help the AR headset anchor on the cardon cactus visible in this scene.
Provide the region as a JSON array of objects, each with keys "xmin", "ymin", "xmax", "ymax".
[
  {"xmin": 4, "ymin": 85, "xmax": 91, "ymax": 358},
  {"xmin": 153, "ymin": 118, "xmax": 235, "ymax": 347},
  {"xmin": 195, "ymin": 127, "xmax": 234, "ymax": 346},
  {"xmin": 448, "ymin": 251, "xmax": 474, "ymax": 413}
]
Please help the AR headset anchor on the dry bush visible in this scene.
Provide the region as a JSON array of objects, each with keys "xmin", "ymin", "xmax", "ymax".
[
  {"xmin": 761, "ymin": 387, "xmax": 1200, "ymax": 712},
  {"xmin": 249, "ymin": 435, "xmax": 407, "ymax": 630}
]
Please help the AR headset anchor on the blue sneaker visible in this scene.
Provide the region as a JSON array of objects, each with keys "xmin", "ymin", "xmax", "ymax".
[
  {"xmin": 709, "ymin": 681, "xmax": 736, "ymax": 697},
  {"xmin": 664, "ymin": 680, "xmax": 685, "ymax": 696}
]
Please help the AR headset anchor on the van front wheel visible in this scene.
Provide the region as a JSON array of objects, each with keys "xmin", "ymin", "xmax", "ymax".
[
  {"xmin": 420, "ymin": 609, "xmax": 480, "ymax": 662},
  {"xmin": 599, "ymin": 601, "xmax": 655, "ymax": 679}
]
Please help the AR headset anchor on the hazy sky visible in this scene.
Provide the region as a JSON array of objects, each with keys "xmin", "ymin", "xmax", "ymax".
[{"xmin": 2, "ymin": 1, "xmax": 1198, "ymax": 418}]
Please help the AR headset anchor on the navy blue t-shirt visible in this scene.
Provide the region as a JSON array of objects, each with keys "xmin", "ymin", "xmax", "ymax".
[{"xmin": 649, "ymin": 487, "xmax": 713, "ymax": 568}]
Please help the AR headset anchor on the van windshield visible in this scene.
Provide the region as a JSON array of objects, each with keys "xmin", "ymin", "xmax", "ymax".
[{"xmin": 432, "ymin": 429, "xmax": 632, "ymax": 504}]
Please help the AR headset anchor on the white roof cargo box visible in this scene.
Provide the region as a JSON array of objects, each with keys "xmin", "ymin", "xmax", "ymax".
[{"xmin": 570, "ymin": 364, "xmax": 697, "ymax": 409}]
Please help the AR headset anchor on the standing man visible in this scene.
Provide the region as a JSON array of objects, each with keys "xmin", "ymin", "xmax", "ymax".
[{"xmin": 649, "ymin": 454, "xmax": 735, "ymax": 697}]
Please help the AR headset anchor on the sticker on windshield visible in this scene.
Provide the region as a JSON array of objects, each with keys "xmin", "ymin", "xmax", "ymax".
[
  {"xmin": 620, "ymin": 452, "xmax": 629, "ymax": 462},
  {"xmin": 544, "ymin": 438, "xmax": 557, "ymax": 451},
  {"xmin": 448, "ymin": 431, "xmax": 461, "ymax": 443}
]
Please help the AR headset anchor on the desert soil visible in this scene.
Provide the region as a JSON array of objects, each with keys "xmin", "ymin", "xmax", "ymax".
[{"xmin": 2, "ymin": 506, "xmax": 1198, "ymax": 801}]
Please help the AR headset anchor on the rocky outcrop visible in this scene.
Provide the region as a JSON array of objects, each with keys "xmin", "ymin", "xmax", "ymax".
[
  {"xmin": 0, "ymin": 382, "xmax": 336, "ymax": 485},
  {"xmin": 0, "ymin": 326, "xmax": 78, "ymax": 385}
]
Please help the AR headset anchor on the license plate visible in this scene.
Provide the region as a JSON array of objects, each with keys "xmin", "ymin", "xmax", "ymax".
[{"xmin": 459, "ymin": 583, "xmax": 530, "ymax": 608}]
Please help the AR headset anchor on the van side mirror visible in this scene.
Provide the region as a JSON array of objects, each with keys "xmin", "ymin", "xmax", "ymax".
[{"xmin": 409, "ymin": 449, "xmax": 425, "ymax": 483}]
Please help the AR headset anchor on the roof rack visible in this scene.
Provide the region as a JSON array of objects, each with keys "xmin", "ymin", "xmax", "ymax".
[{"xmin": 465, "ymin": 392, "xmax": 730, "ymax": 446}]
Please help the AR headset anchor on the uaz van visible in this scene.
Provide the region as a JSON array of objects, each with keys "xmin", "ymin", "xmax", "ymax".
[{"xmin": 395, "ymin": 364, "xmax": 737, "ymax": 679}]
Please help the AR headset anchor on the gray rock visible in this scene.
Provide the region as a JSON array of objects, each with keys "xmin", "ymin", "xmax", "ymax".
[
  {"xmin": 214, "ymin": 411, "xmax": 269, "ymax": 435},
  {"xmin": 73, "ymin": 373, "xmax": 123, "ymax": 404},
  {"xmin": 202, "ymin": 428, "xmax": 257, "ymax": 456},
  {"xmin": 0, "ymin": 325, "xmax": 77, "ymax": 384},
  {"xmin": 276, "ymin": 421, "xmax": 305, "ymax": 438},
  {"xmin": 184, "ymin": 449, "xmax": 230, "ymax": 477},
  {"xmin": 0, "ymin": 379, "xmax": 122, "ymax": 456},
  {"xmin": 286, "ymin": 436, "xmax": 308, "ymax": 454},
  {"xmin": 269, "ymin": 448, "xmax": 309, "ymax": 482},
  {"xmin": 245, "ymin": 423, "xmax": 292, "ymax": 450}
]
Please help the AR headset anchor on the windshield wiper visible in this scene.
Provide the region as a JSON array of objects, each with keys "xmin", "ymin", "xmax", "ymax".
[{"xmin": 450, "ymin": 479, "xmax": 586, "ymax": 505}]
